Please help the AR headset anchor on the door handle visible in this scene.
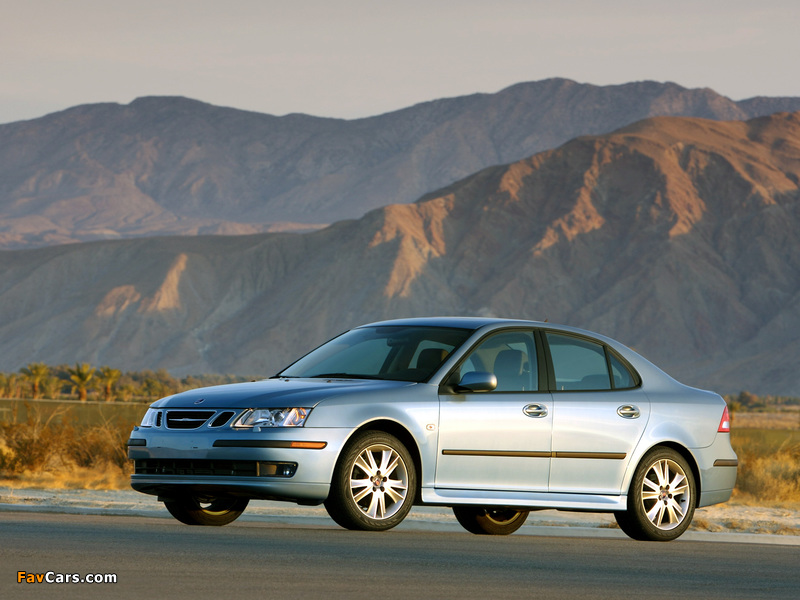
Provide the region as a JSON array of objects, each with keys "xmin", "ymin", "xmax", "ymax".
[
  {"xmin": 617, "ymin": 405, "xmax": 640, "ymax": 419},
  {"xmin": 522, "ymin": 404, "xmax": 548, "ymax": 418}
]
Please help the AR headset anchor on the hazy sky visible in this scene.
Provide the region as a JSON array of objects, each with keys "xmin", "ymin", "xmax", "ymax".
[{"xmin": 2, "ymin": 0, "xmax": 798, "ymax": 125}]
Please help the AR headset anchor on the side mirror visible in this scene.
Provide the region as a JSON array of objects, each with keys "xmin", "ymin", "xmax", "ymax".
[{"xmin": 455, "ymin": 371, "xmax": 497, "ymax": 393}]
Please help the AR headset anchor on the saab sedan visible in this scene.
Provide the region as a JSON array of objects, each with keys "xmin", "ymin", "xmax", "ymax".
[{"xmin": 128, "ymin": 317, "xmax": 737, "ymax": 541}]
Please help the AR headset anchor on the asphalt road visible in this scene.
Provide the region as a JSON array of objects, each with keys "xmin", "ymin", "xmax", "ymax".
[{"xmin": 2, "ymin": 512, "xmax": 798, "ymax": 600}]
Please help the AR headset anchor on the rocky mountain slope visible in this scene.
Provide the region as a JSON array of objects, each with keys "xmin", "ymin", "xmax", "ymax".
[
  {"xmin": 2, "ymin": 79, "xmax": 799, "ymax": 249},
  {"xmin": 1, "ymin": 111, "xmax": 798, "ymax": 395}
]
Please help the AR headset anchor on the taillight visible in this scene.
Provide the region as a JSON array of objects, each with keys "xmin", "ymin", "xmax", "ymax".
[{"xmin": 717, "ymin": 405, "xmax": 731, "ymax": 433}]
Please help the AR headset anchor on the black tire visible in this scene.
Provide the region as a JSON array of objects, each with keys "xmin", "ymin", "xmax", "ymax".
[
  {"xmin": 324, "ymin": 431, "xmax": 416, "ymax": 531},
  {"xmin": 453, "ymin": 506, "xmax": 530, "ymax": 535},
  {"xmin": 615, "ymin": 447, "xmax": 696, "ymax": 541},
  {"xmin": 163, "ymin": 495, "xmax": 249, "ymax": 526}
]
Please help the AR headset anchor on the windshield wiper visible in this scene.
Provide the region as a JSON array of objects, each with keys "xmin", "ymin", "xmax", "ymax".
[{"xmin": 308, "ymin": 373, "xmax": 386, "ymax": 380}]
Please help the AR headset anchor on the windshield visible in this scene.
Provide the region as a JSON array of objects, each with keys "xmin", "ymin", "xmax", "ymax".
[{"xmin": 276, "ymin": 326, "xmax": 473, "ymax": 383}]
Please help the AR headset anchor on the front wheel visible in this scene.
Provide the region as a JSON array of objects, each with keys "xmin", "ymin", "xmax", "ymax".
[
  {"xmin": 615, "ymin": 447, "xmax": 696, "ymax": 541},
  {"xmin": 163, "ymin": 495, "xmax": 249, "ymax": 526},
  {"xmin": 453, "ymin": 506, "xmax": 530, "ymax": 535},
  {"xmin": 324, "ymin": 431, "xmax": 416, "ymax": 531}
]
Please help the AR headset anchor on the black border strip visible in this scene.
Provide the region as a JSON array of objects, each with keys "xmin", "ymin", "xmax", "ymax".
[
  {"xmin": 442, "ymin": 449, "xmax": 551, "ymax": 458},
  {"xmin": 442, "ymin": 449, "xmax": 626, "ymax": 460},
  {"xmin": 553, "ymin": 451, "xmax": 627, "ymax": 460}
]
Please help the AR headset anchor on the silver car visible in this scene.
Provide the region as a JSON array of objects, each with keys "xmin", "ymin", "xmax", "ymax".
[{"xmin": 128, "ymin": 317, "xmax": 737, "ymax": 541}]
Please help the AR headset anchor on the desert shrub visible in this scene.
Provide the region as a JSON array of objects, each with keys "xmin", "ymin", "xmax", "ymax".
[
  {"xmin": 63, "ymin": 421, "xmax": 132, "ymax": 473},
  {"xmin": 0, "ymin": 404, "xmax": 73, "ymax": 473},
  {"xmin": 0, "ymin": 408, "xmax": 134, "ymax": 479},
  {"xmin": 0, "ymin": 419, "xmax": 69, "ymax": 473},
  {"xmin": 731, "ymin": 430, "xmax": 800, "ymax": 504}
]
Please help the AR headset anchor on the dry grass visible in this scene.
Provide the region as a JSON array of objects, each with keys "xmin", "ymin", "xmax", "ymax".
[
  {"xmin": 0, "ymin": 464, "xmax": 130, "ymax": 490},
  {"xmin": 733, "ymin": 410, "xmax": 800, "ymax": 430},
  {"xmin": 0, "ymin": 405, "xmax": 134, "ymax": 490},
  {"xmin": 731, "ymin": 450, "xmax": 800, "ymax": 507},
  {"xmin": 691, "ymin": 515, "xmax": 800, "ymax": 536},
  {"xmin": 730, "ymin": 428, "xmax": 800, "ymax": 507}
]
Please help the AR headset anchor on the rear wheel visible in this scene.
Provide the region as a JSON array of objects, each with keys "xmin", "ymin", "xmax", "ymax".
[
  {"xmin": 453, "ymin": 506, "xmax": 529, "ymax": 535},
  {"xmin": 324, "ymin": 431, "xmax": 416, "ymax": 531},
  {"xmin": 615, "ymin": 447, "xmax": 696, "ymax": 541},
  {"xmin": 163, "ymin": 495, "xmax": 249, "ymax": 526}
]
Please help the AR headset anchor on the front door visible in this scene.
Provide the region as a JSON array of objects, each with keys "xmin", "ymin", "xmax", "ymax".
[{"xmin": 435, "ymin": 330, "xmax": 552, "ymax": 492}]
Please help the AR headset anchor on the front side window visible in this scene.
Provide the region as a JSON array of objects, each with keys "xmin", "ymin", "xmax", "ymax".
[{"xmin": 455, "ymin": 330, "xmax": 538, "ymax": 392}]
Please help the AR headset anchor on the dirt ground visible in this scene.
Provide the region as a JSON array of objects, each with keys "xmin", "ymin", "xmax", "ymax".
[{"xmin": 1, "ymin": 485, "xmax": 798, "ymax": 537}]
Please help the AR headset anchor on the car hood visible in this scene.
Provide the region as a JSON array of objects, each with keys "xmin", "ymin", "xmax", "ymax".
[{"xmin": 152, "ymin": 378, "xmax": 416, "ymax": 409}]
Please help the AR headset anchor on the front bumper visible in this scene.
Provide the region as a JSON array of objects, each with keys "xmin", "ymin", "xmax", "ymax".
[{"xmin": 128, "ymin": 425, "xmax": 352, "ymax": 504}]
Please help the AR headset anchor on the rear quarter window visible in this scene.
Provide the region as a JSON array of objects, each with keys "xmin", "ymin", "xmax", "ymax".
[{"xmin": 609, "ymin": 351, "xmax": 637, "ymax": 389}]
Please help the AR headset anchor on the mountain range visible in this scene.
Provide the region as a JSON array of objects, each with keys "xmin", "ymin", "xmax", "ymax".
[
  {"xmin": 2, "ymin": 78, "xmax": 800, "ymax": 249},
  {"xmin": 1, "ymin": 109, "xmax": 798, "ymax": 395}
]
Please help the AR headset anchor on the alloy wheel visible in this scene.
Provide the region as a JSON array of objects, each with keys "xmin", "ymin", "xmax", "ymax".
[
  {"xmin": 348, "ymin": 443, "xmax": 409, "ymax": 520},
  {"xmin": 640, "ymin": 458, "xmax": 691, "ymax": 531}
]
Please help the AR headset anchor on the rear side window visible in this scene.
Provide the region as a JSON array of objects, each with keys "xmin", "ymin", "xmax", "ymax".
[{"xmin": 546, "ymin": 333, "xmax": 610, "ymax": 391}]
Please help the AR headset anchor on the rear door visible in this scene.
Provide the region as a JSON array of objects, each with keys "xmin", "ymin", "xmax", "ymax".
[{"xmin": 544, "ymin": 331, "xmax": 650, "ymax": 495}]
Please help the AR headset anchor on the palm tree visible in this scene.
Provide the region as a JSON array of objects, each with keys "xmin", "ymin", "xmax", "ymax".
[
  {"xmin": 20, "ymin": 362, "xmax": 50, "ymax": 399},
  {"xmin": 39, "ymin": 375, "xmax": 61, "ymax": 400},
  {"xmin": 97, "ymin": 366, "xmax": 122, "ymax": 402},
  {"xmin": 67, "ymin": 363, "xmax": 95, "ymax": 402},
  {"xmin": 3, "ymin": 373, "xmax": 23, "ymax": 399}
]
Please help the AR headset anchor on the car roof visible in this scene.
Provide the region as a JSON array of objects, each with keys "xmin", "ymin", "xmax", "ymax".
[{"xmin": 359, "ymin": 316, "xmax": 546, "ymax": 330}]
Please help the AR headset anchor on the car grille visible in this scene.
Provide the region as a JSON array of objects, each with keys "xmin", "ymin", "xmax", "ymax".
[
  {"xmin": 135, "ymin": 459, "xmax": 259, "ymax": 477},
  {"xmin": 165, "ymin": 410, "xmax": 216, "ymax": 429},
  {"xmin": 134, "ymin": 459, "xmax": 297, "ymax": 478},
  {"xmin": 209, "ymin": 411, "xmax": 235, "ymax": 428}
]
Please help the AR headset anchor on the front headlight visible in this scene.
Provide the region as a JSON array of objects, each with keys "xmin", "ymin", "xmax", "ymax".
[
  {"xmin": 234, "ymin": 407, "xmax": 311, "ymax": 428},
  {"xmin": 140, "ymin": 408, "xmax": 161, "ymax": 427}
]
